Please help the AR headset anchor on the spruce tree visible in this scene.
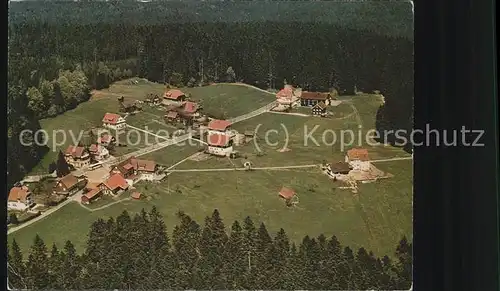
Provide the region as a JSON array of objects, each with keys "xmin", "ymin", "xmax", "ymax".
[
  {"xmin": 60, "ymin": 240, "xmax": 82, "ymax": 290},
  {"xmin": 146, "ymin": 207, "xmax": 174, "ymax": 289},
  {"xmin": 253, "ymin": 222, "xmax": 273, "ymax": 288},
  {"xmin": 48, "ymin": 244, "xmax": 63, "ymax": 289},
  {"xmin": 197, "ymin": 210, "xmax": 228, "ymax": 289},
  {"xmin": 172, "ymin": 211, "xmax": 201, "ymax": 289},
  {"xmin": 26, "ymin": 234, "xmax": 50, "ymax": 289},
  {"xmin": 242, "ymin": 216, "xmax": 257, "ymax": 288},
  {"xmin": 221, "ymin": 220, "xmax": 247, "ymax": 289},
  {"xmin": 268, "ymin": 228, "xmax": 290, "ymax": 289},
  {"xmin": 322, "ymin": 235, "xmax": 343, "ymax": 289},
  {"xmin": 56, "ymin": 150, "xmax": 71, "ymax": 177},
  {"xmin": 8, "ymin": 239, "xmax": 27, "ymax": 290},
  {"xmin": 395, "ymin": 236, "xmax": 413, "ymax": 289}
]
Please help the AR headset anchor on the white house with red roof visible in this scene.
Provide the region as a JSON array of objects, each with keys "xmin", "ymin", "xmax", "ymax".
[
  {"xmin": 102, "ymin": 113, "xmax": 126, "ymax": 130},
  {"xmin": 345, "ymin": 148, "xmax": 371, "ymax": 171},
  {"xmin": 64, "ymin": 145, "xmax": 91, "ymax": 168},
  {"xmin": 97, "ymin": 133, "xmax": 116, "ymax": 147},
  {"xmin": 207, "ymin": 133, "xmax": 234, "ymax": 156},
  {"xmin": 182, "ymin": 101, "xmax": 200, "ymax": 118},
  {"xmin": 8, "ymin": 186, "xmax": 34, "ymax": 211},
  {"xmin": 207, "ymin": 119, "xmax": 233, "ymax": 136}
]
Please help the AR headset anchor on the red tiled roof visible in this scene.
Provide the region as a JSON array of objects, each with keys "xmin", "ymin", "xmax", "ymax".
[
  {"xmin": 102, "ymin": 113, "xmax": 122, "ymax": 124},
  {"xmin": 208, "ymin": 119, "xmax": 232, "ymax": 131},
  {"xmin": 103, "ymin": 173, "xmax": 129, "ymax": 191},
  {"xmin": 301, "ymin": 92, "xmax": 330, "ymax": 100},
  {"xmin": 84, "ymin": 188, "xmax": 102, "ymax": 200},
  {"xmin": 279, "ymin": 187, "xmax": 295, "ymax": 199},
  {"xmin": 166, "ymin": 111, "xmax": 178, "ymax": 119},
  {"xmin": 207, "ymin": 134, "xmax": 231, "ymax": 147},
  {"xmin": 163, "ymin": 89, "xmax": 185, "ymax": 100},
  {"xmin": 183, "ymin": 101, "xmax": 198, "ymax": 114},
  {"xmin": 346, "ymin": 148, "xmax": 370, "ymax": 161},
  {"xmin": 131, "ymin": 192, "xmax": 141, "ymax": 199},
  {"xmin": 132, "ymin": 158, "xmax": 156, "ymax": 172},
  {"xmin": 8, "ymin": 186, "xmax": 31, "ymax": 202},
  {"xmin": 276, "ymin": 87, "xmax": 294, "ymax": 99},
  {"xmin": 59, "ymin": 174, "xmax": 79, "ymax": 190},
  {"xmin": 65, "ymin": 145, "xmax": 86, "ymax": 158}
]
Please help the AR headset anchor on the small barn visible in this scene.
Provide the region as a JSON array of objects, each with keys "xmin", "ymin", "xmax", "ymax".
[{"xmin": 131, "ymin": 192, "xmax": 142, "ymax": 200}]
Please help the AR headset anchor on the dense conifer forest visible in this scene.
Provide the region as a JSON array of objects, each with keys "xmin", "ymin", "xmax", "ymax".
[{"xmin": 8, "ymin": 207, "xmax": 413, "ymax": 290}]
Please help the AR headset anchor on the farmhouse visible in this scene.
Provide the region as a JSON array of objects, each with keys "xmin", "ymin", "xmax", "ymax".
[
  {"xmin": 345, "ymin": 148, "xmax": 371, "ymax": 171},
  {"xmin": 64, "ymin": 145, "xmax": 91, "ymax": 168},
  {"xmin": 311, "ymin": 101, "xmax": 327, "ymax": 116},
  {"xmin": 300, "ymin": 92, "xmax": 332, "ymax": 107},
  {"xmin": 181, "ymin": 101, "xmax": 201, "ymax": 118},
  {"xmin": 89, "ymin": 144, "xmax": 109, "ymax": 161},
  {"xmin": 207, "ymin": 119, "xmax": 233, "ymax": 136},
  {"xmin": 207, "ymin": 133, "xmax": 233, "ymax": 157},
  {"xmin": 102, "ymin": 113, "xmax": 126, "ymax": 130},
  {"xmin": 163, "ymin": 89, "xmax": 186, "ymax": 102},
  {"xmin": 81, "ymin": 188, "xmax": 103, "ymax": 204},
  {"xmin": 276, "ymin": 84, "xmax": 300, "ymax": 106},
  {"xmin": 53, "ymin": 173, "xmax": 87, "ymax": 196},
  {"xmin": 8, "ymin": 186, "xmax": 35, "ymax": 211},
  {"xmin": 109, "ymin": 156, "xmax": 158, "ymax": 181},
  {"xmin": 99, "ymin": 173, "xmax": 129, "ymax": 195}
]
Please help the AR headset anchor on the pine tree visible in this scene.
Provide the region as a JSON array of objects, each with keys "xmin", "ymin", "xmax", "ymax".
[
  {"xmin": 395, "ymin": 236, "xmax": 413, "ymax": 289},
  {"xmin": 241, "ymin": 216, "xmax": 257, "ymax": 288},
  {"xmin": 322, "ymin": 235, "xmax": 343, "ymax": 289},
  {"xmin": 172, "ymin": 211, "xmax": 201, "ymax": 289},
  {"xmin": 60, "ymin": 240, "xmax": 82, "ymax": 289},
  {"xmin": 253, "ymin": 222, "xmax": 273, "ymax": 289},
  {"xmin": 197, "ymin": 209, "xmax": 228, "ymax": 289},
  {"xmin": 268, "ymin": 228, "xmax": 290, "ymax": 289},
  {"xmin": 146, "ymin": 207, "xmax": 174, "ymax": 289},
  {"xmin": 8, "ymin": 239, "xmax": 27, "ymax": 290},
  {"xmin": 48, "ymin": 244, "xmax": 63, "ymax": 288},
  {"xmin": 26, "ymin": 234, "xmax": 50, "ymax": 289},
  {"xmin": 221, "ymin": 220, "xmax": 247, "ymax": 289},
  {"xmin": 56, "ymin": 150, "xmax": 71, "ymax": 177}
]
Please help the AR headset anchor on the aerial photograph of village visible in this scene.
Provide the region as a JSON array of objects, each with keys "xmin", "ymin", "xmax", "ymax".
[{"xmin": 7, "ymin": 1, "xmax": 414, "ymax": 290}]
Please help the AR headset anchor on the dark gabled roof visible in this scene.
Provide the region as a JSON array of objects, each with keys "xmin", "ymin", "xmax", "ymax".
[{"xmin": 329, "ymin": 161, "xmax": 351, "ymax": 173}]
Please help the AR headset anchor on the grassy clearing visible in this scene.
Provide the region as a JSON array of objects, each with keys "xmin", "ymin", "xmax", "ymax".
[
  {"xmin": 181, "ymin": 84, "xmax": 275, "ymax": 118},
  {"xmin": 9, "ymin": 159, "xmax": 412, "ymax": 257}
]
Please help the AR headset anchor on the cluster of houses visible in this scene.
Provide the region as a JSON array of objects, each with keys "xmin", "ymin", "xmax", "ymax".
[
  {"xmin": 323, "ymin": 148, "xmax": 371, "ymax": 180},
  {"xmin": 275, "ymin": 84, "xmax": 336, "ymax": 117}
]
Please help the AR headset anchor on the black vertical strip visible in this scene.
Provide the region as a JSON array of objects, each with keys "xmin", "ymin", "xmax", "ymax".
[{"xmin": 416, "ymin": 0, "xmax": 499, "ymax": 289}]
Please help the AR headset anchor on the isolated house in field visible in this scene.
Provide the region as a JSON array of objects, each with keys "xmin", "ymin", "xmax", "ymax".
[
  {"xmin": 81, "ymin": 188, "xmax": 103, "ymax": 204},
  {"xmin": 345, "ymin": 148, "xmax": 371, "ymax": 171},
  {"xmin": 64, "ymin": 145, "xmax": 91, "ymax": 168},
  {"xmin": 8, "ymin": 186, "xmax": 34, "ymax": 211},
  {"xmin": 207, "ymin": 119, "xmax": 233, "ymax": 136},
  {"xmin": 163, "ymin": 89, "xmax": 186, "ymax": 102},
  {"xmin": 131, "ymin": 192, "xmax": 142, "ymax": 200},
  {"xmin": 300, "ymin": 92, "xmax": 332, "ymax": 107},
  {"xmin": 109, "ymin": 156, "xmax": 158, "ymax": 181},
  {"xmin": 99, "ymin": 173, "xmax": 129, "ymax": 196},
  {"xmin": 207, "ymin": 133, "xmax": 234, "ymax": 157},
  {"xmin": 102, "ymin": 113, "xmax": 126, "ymax": 130},
  {"xmin": 53, "ymin": 174, "xmax": 87, "ymax": 196},
  {"xmin": 311, "ymin": 101, "xmax": 327, "ymax": 116},
  {"xmin": 89, "ymin": 144, "xmax": 109, "ymax": 161},
  {"xmin": 278, "ymin": 187, "xmax": 296, "ymax": 205}
]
